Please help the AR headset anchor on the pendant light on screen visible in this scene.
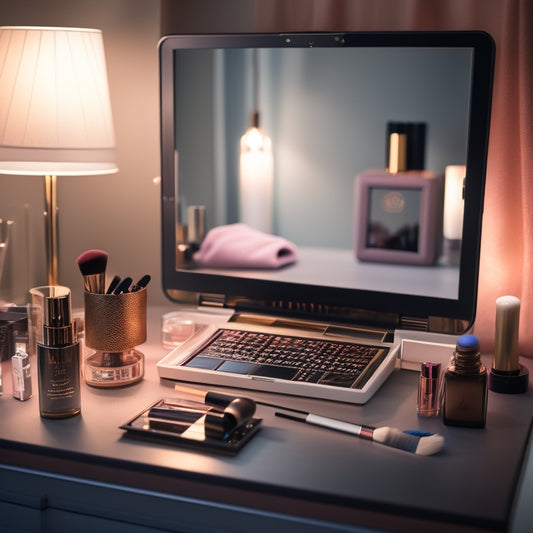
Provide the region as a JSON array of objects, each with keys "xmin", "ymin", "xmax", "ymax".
[{"xmin": 239, "ymin": 50, "xmax": 273, "ymax": 234}]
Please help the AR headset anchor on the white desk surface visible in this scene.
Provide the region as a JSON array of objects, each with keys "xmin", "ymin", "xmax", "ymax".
[{"xmin": 194, "ymin": 247, "xmax": 460, "ymax": 299}]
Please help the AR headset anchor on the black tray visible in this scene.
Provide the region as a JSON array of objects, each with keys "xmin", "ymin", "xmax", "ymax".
[{"xmin": 120, "ymin": 398, "xmax": 261, "ymax": 455}]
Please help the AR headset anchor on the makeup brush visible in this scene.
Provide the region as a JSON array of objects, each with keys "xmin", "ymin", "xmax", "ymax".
[
  {"xmin": 173, "ymin": 384, "xmax": 256, "ymax": 416},
  {"xmin": 175, "ymin": 384, "xmax": 252, "ymax": 408},
  {"xmin": 275, "ymin": 411, "xmax": 444, "ymax": 456},
  {"xmin": 131, "ymin": 274, "xmax": 151, "ymax": 292},
  {"xmin": 113, "ymin": 276, "xmax": 132, "ymax": 294},
  {"xmin": 106, "ymin": 275, "xmax": 121, "ymax": 294},
  {"xmin": 76, "ymin": 249, "xmax": 108, "ymax": 293},
  {"xmin": 174, "ymin": 384, "xmax": 444, "ymax": 456}
]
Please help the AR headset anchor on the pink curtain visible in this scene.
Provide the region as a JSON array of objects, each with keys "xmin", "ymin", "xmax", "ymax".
[{"xmin": 252, "ymin": 0, "xmax": 533, "ymax": 356}]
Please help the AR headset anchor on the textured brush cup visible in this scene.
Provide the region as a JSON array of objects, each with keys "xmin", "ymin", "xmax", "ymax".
[{"xmin": 83, "ymin": 288, "xmax": 146, "ymax": 387}]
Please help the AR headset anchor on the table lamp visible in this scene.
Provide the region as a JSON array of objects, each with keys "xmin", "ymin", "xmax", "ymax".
[{"xmin": 0, "ymin": 26, "xmax": 118, "ymax": 285}]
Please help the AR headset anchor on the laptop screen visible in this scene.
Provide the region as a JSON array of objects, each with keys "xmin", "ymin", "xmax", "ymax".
[{"xmin": 160, "ymin": 32, "xmax": 494, "ymax": 334}]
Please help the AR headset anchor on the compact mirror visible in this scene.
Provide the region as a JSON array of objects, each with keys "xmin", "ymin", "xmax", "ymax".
[{"xmin": 160, "ymin": 32, "xmax": 494, "ymax": 334}]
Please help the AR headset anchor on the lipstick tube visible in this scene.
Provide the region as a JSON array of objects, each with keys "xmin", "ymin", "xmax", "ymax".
[
  {"xmin": 489, "ymin": 295, "xmax": 529, "ymax": 393},
  {"xmin": 417, "ymin": 362, "xmax": 442, "ymax": 417}
]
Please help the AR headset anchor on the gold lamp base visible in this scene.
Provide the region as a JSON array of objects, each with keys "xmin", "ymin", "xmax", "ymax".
[{"xmin": 44, "ymin": 174, "xmax": 58, "ymax": 286}]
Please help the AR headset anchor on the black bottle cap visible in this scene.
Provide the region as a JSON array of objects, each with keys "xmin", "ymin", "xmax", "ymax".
[{"xmin": 489, "ymin": 365, "xmax": 529, "ymax": 394}]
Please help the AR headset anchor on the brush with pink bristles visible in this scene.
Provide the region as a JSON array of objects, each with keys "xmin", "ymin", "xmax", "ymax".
[{"xmin": 76, "ymin": 249, "xmax": 108, "ymax": 293}]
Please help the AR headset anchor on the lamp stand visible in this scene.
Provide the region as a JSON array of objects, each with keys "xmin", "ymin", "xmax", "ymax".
[{"xmin": 44, "ymin": 175, "xmax": 59, "ymax": 285}]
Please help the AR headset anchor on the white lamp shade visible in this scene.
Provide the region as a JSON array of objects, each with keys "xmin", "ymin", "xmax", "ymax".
[{"xmin": 0, "ymin": 26, "xmax": 117, "ymax": 176}]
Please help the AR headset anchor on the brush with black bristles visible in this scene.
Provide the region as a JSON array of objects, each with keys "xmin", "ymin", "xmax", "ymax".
[{"xmin": 76, "ymin": 249, "xmax": 109, "ymax": 293}]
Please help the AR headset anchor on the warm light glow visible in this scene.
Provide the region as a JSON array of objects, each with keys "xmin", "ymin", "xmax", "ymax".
[
  {"xmin": 242, "ymin": 127, "xmax": 267, "ymax": 152},
  {"xmin": 0, "ymin": 26, "xmax": 117, "ymax": 285},
  {"xmin": 443, "ymin": 165, "xmax": 465, "ymax": 240},
  {"xmin": 239, "ymin": 126, "xmax": 274, "ymax": 233},
  {"xmin": 0, "ymin": 26, "xmax": 117, "ymax": 176}
]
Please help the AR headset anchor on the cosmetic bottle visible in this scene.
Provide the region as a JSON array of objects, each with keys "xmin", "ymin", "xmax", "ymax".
[
  {"xmin": 443, "ymin": 334, "xmax": 487, "ymax": 428},
  {"xmin": 36, "ymin": 286, "xmax": 81, "ymax": 418},
  {"xmin": 417, "ymin": 362, "xmax": 441, "ymax": 417},
  {"xmin": 12, "ymin": 349, "xmax": 32, "ymax": 401},
  {"xmin": 489, "ymin": 295, "xmax": 529, "ymax": 393},
  {"xmin": 354, "ymin": 122, "xmax": 442, "ymax": 266}
]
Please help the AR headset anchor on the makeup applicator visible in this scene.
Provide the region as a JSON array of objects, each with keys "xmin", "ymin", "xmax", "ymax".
[
  {"xmin": 76, "ymin": 249, "xmax": 108, "ymax": 293},
  {"xmin": 174, "ymin": 384, "xmax": 256, "ymax": 417},
  {"xmin": 489, "ymin": 295, "xmax": 529, "ymax": 393},
  {"xmin": 149, "ymin": 397, "xmax": 256, "ymax": 440},
  {"xmin": 275, "ymin": 411, "xmax": 444, "ymax": 456},
  {"xmin": 174, "ymin": 384, "xmax": 444, "ymax": 455}
]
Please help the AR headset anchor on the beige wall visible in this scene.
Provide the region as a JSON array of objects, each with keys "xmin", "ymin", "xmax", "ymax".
[{"xmin": 0, "ymin": 0, "xmax": 163, "ymax": 308}]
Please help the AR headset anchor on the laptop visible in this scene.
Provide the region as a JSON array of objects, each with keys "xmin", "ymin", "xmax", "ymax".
[{"xmin": 156, "ymin": 31, "xmax": 494, "ymax": 404}]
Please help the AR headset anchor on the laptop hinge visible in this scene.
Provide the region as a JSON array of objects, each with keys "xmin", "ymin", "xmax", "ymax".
[
  {"xmin": 399, "ymin": 316, "xmax": 429, "ymax": 332},
  {"xmin": 400, "ymin": 315, "xmax": 471, "ymax": 335},
  {"xmin": 198, "ymin": 293, "xmax": 226, "ymax": 308}
]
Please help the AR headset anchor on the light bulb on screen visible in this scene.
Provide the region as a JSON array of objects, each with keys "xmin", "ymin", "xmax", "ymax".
[{"xmin": 239, "ymin": 111, "xmax": 273, "ymax": 233}]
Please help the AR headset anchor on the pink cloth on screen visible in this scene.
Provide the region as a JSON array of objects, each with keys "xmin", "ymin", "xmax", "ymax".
[{"xmin": 193, "ymin": 223, "xmax": 298, "ymax": 269}]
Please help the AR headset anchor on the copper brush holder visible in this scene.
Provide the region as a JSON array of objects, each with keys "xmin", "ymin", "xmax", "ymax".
[{"xmin": 83, "ymin": 289, "xmax": 146, "ymax": 387}]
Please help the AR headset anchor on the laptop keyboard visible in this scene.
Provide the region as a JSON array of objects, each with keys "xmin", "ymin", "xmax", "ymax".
[{"xmin": 182, "ymin": 328, "xmax": 389, "ymax": 389}]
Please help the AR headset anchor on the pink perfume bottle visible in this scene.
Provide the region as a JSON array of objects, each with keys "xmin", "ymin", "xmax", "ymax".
[{"xmin": 354, "ymin": 127, "xmax": 442, "ymax": 266}]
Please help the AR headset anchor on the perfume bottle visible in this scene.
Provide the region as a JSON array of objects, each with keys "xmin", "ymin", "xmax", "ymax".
[
  {"xmin": 36, "ymin": 286, "xmax": 81, "ymax": 418},
  {"xmin": 443, "ymin": 334, "xmax": 487, "ymax": 428},
  {"xmin": 354, "ymin": 123, "xmax": 442, "ymax": 266}
]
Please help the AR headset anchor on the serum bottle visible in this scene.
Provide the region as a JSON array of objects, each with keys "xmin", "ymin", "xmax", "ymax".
[
  {"xmin": 443, "ymin": 334, "xmax": 487, "ymax": 428},
  {"xmin": 37, "ymin": 287, "xmax": 81, "ymax": 418}
]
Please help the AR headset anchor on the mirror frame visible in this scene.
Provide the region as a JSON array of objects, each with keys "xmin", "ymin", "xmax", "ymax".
[{"xmin": 160, "ymin": 31, "xmax": 494, "ymax": 334}]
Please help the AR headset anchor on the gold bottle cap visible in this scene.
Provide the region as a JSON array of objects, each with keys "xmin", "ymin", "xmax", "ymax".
[{"xmin": 388, "ymin": 132, "xmax": 407, "ymax": 174}]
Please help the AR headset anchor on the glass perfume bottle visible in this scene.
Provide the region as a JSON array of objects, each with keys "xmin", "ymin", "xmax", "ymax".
[
  {"xmin": 443, "ymin": 334, "xmax": 487, "ymax": 428},
  {"xmin": 36, "ymin": 286, "xmax": 81, "ymax": 418}
]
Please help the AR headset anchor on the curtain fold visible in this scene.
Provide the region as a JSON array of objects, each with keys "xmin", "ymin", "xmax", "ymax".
[
  {"xmin": 252, "ymin": 0, "xmax": 533, "ymax": 356},
  {"xmin": 517, "ymin": 0, "xmax": 533, "ymax": 354}
]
